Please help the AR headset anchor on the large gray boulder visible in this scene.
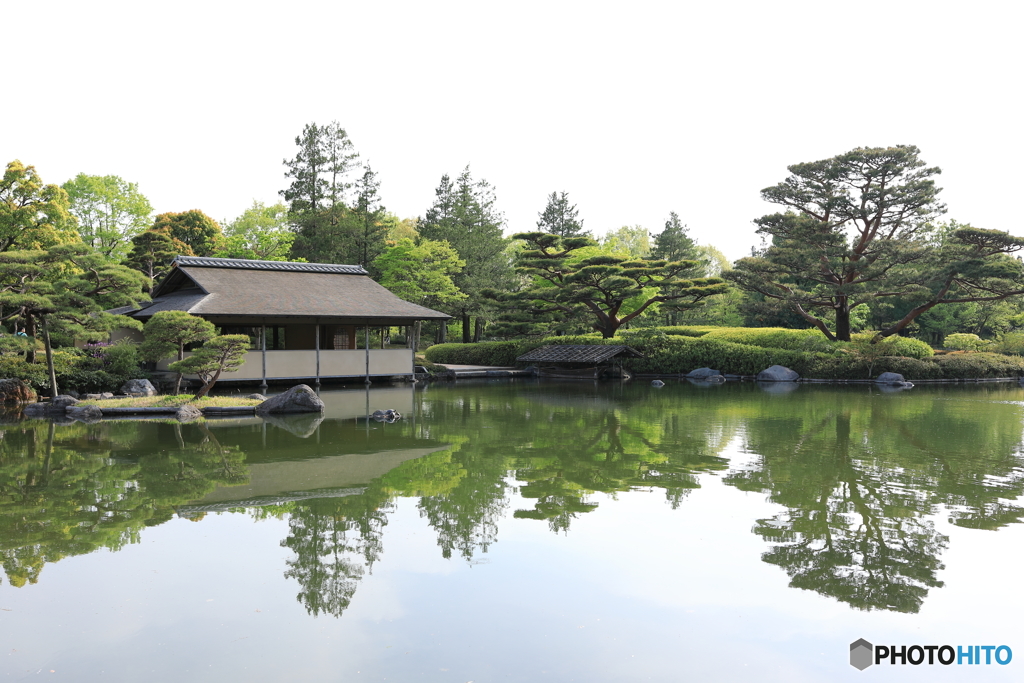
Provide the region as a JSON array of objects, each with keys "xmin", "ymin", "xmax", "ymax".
[
  {"xmin": 66, "ymin": 405, "xmax": 103, "ymax": 422},
  {"xmin": 686, "ymin": 367, "xmax": 722, "ymax": 379},
  {"xmin": 256, "ymin": 385, "xmax": 325, "ymax": 414},
  {"xmin": 875, "ymin": 372, "xmax": 906, "ymax": 384},
  {"xmin": 0, "ymin": 379, "xmax": 36, "ymax": 404},
  {"xmin": 756, "ymin": 365, "xmax": 800, "ymax": 382},
  {"xmin": 175, "ymin": 404, "xmax": 203, "ymax": 422},
  {"xmin": 120, "ymin": 379, "xmax": 157, "ymax": 396}
]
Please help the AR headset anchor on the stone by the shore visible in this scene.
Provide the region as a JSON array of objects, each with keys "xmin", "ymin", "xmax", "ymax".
[
  {"xmin": 66, "ymin": 405, "xmax": 103, "ymax": 422},
  {"xmin": 120, "ymin": 379, "xmax": 157, "ymax": 396},
  {"xmin": 756, "ymin": 365, "xmax": 800, "ymax": 382},
  {"xmin": 246, "ymin": 393, "xmax": 267, "ymax": 401},
  {"xmin": 0, "ymin": 379, "xmax": 36, "ymax": 403},
  {"xmin": 651, "ymin": 380, "xmax": 665, "ymax": 387},
  {"xmin": 256, "ymin": 385, "xmax": 325, "ymax": 414},
  {"xmin": 23, "ymin": 395, "xmax": 78, "ymax": 416},
  {"xmin": 175, "ymin": 404, "xmax": 204, "ymax": 422},
  {"xmin": 686, "ymin": 368, "xmax": 722, "ymax": 379}
]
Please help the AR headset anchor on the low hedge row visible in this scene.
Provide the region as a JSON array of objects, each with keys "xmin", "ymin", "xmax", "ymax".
[
  {"xmin": 424, "ymin": 335, "xmax": 1024, "ymax": 380},
  {"xmin": 659, "ymin": 326, "xmax": 934, "ymax": 359}
]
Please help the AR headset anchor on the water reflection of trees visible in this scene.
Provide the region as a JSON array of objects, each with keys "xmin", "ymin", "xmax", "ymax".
[
  {"xmin": 0, "ymin": 419, "xmax": 249, "ymax": 586},
  {"xmin": 725, "ymin": 387, "xmax": 1024, "ymax": 613}
]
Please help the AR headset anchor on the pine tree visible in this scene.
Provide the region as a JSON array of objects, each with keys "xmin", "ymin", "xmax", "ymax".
[
  {"xmin": 536, "ymin": 191, "xmax": 586, "ymax": 238},
  {"xmin": 419, "ymin": 167, "xmax": 511, "ymax": 341}
]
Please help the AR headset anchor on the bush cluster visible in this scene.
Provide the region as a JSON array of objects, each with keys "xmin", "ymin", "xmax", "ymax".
[
  {"xmin": 426, "ymin": 327, "xmax": 1023, "ymax": 380},
  {"xmin": 660, "ymin": 325, "xmax": 934, "ymax": 359},
  {"xmin": 0, "ymin": 342, "xmax": 146, "ymax": 394}
]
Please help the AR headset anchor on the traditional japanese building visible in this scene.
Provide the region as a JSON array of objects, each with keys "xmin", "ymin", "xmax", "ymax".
[{"xmin": 113, "ymin": 256, "xmax": 449, "ymax": 385}]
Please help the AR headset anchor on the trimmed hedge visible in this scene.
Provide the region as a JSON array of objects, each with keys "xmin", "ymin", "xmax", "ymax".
[
  {"xmin": 659, "ymin": 325, "xmax": 934, "ymax": 359},
  {"xmin": 424, "ymin": 341, "xmax": 533, "ymax": 366},
  {"xmin": 425, "ymin": 334, "xmax": 1024, "ymax": 380}
]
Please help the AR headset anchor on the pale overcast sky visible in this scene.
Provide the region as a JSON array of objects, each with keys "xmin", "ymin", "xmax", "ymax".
[{"xmin": 5, "ymin": 1, "xmax": 1021, "ymax": 261}]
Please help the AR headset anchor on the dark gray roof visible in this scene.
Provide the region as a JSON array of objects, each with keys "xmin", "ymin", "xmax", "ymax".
[
  {"xmin": 136, "ymin": 257, "xmax": 449, "ymax": 322},
  {"xmin": 517, "ymin": 345, "xmax": 644, "ymax": 364},
  {"xmin": 173, "ymin": 256, "xmax": 368, "ymax": 275}
]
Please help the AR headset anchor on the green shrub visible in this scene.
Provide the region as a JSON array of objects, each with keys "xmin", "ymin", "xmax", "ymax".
[
  {"xmin": 992, "ymin": 332, "xmax": 1024, "ymax": 356},
  {"xmin": 424, "ymin": 341, "xmax": 529, "ymax": 366},
  {"xmin": 944, "ymin": 333, "xmax": 989, "ymax": 352}
]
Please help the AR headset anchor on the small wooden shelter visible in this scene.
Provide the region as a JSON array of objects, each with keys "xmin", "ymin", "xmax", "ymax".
[{"xmin": 516, "ymin": 345, "xmax": 643, "ymax": 379}]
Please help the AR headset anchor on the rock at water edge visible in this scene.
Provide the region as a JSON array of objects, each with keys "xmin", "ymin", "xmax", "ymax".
[
  {"xmin": 0, "ymin": 379, "xmax": 36, "ymax": 404},
  {"xmin": 256, "ymin": 385, "xmax": 325, "ymax": 414},
  {"xmin": 756, "ymin": 365, "xmax": 800, "ymax": 382}
]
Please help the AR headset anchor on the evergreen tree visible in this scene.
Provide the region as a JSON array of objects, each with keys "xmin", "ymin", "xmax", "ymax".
[
  {"xmin": 350, "ymin": 165, "xmax": 388, "ymax": 274},
  {"xmin": 419, "ymin": 167, "xmax": 512, "ymax": 341},
  {"xmin": 124, "ymin": 231, "xmax": 179, "ymax": 291},
  {"xmin": 537, "ymin": 191, "xmax": 586, "ymax": 238},
  {"xmin": 651, "ymin": 212, "xmax": 698, "ymax": 262},
  {"xmin": 281, "ymin": 122, "xmax": 360, "ymax": 213}
]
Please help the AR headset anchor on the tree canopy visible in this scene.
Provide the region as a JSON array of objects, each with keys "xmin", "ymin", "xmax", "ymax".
[
  {"xmin": 62, "ymin": 173, "xmax": 152, "ymax": 260},
  {"xmin": 537, "ymin": 191, "xmax": 586, "ymax": 238},
  {"xmin": 0, "ymin": 161, "xmax": 79, "ymax": 252},
  {"xmin": 727, "ymin": 145, "xmax": 1024, "ymax": 341},
  {"xmin": 151, "ymin": 210, "xmax": 222, "ymax": 257},
  {"xmin": 488, "ymin": 232, "xmax": 728, "ymax": 338}
]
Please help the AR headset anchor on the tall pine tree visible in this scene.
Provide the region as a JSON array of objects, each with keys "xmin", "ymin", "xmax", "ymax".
[
  {"xmin": 537, "ymin": 191, "xmax": 586, "ymax": 238},
  {"xmin": 419, "ymin": 166, "xmax": 511, "ymax": 342}
]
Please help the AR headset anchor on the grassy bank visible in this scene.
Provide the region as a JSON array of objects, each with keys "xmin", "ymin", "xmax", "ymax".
[{"xmin": 77, "ymin": 395, "xmax": 264, "ymax": 409}]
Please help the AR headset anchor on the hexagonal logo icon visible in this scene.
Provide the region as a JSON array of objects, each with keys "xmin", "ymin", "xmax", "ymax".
[{"xmin": 850, "ymin": 639, "xmax": 874, "ymax": 670}]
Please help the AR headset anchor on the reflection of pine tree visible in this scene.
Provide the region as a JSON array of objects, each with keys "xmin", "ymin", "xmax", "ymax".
[
  {"xmin": 726, "ymin": 388, "xmax": 1024, "ymax": 613},
  {"xmin": 728, "ymin": 410, "xmax": 947, "ymax": 613},
  {"xmin": 282, "ymin": 495, "xmax": 392, "ymax": 617},
  {"xmin": 417, "ymin": 455, "xmax": 508, "ymax": 559}
]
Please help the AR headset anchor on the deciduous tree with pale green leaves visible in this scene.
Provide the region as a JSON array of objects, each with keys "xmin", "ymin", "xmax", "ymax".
[
  {"xmin": 62, "ymin": 173, "xmax": 152, "ymax": 260},
  {"xmin": 374, "ymin": 238, "xmax": 467, "ymax": 311},
  {"xmin": 215, "ymin": 201, "xmax": 294, "ymax": 261}
]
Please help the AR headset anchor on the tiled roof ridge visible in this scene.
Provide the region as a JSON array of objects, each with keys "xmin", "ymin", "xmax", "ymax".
[{"xmin": 174, "ymin": 256, "xmax": 368, "ymax": 275}]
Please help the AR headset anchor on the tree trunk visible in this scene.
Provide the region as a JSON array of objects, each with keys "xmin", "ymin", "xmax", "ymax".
[
  {"xmin": 474, "ymin": 318, "xmax": 483, "ymax": 342},
  {"xmin": 834, "ymin": 299, "xmax": 852, "ymax": 342},
  {"xmin": 41, "ymin": 315, "xmax": 57, "ymax": 399},
  {"xmin": 25, "ymin": 315, "xmax": 36, "ymax": 363},
  {"xmin": 462, "ymin": 314, "xmax": 471, "ymax": 343},
  {"xmin": 174, "ymin": 343, "xmax": 185, "ymax": 395}
]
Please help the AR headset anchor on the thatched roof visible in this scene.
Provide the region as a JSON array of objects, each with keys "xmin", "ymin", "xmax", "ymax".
[
  {"xmin": 517, "ymin": 344, "xmax": 644, "ymax": 364},
  {"xmin": 128, "ymin": 256, "xmax": 450, "ymax": 324}
]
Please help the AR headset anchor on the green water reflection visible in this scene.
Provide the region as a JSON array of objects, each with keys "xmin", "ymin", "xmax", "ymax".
[{"xmin": 2, "ymin": 381, "xmax": 1024, "ymax": 617}]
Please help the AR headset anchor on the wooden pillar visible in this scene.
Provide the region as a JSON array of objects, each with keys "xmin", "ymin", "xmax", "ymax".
[
  {"xmin": 315, "ymin": 320, "xmax": 321, "ymax": 385},
  {"xmin": 364, "ymin": 326, "xmax": 371, "ymax": 385},
  {"xmin": 260, "ymin": 323, "xmax": 267, "ymax": 390}
]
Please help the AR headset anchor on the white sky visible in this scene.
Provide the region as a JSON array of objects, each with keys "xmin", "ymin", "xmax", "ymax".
[{"xmin": 5, "ymin": 0, "xmax": 1022, "ymax": 261}]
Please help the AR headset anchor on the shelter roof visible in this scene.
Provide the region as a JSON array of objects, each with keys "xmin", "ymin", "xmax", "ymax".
[
  {"xmin": 516, "ymin": 344, "xmax": 644, "ymax": 364},
  {"xmin": 130, "ymin": 256, "xmax": 450, "ymax": 322}
]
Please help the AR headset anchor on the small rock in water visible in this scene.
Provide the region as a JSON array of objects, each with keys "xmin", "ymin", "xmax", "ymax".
[
  {"xmin": 651, "ymin": 380, "xmax": 665, "ymax": 387},
  {"xmin": 371, "ymin": 409, "xmax": 402, "ymax": 423}
]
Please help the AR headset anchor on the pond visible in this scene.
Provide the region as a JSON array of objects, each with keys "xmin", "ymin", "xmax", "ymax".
[{"xmin": 2, "ymin": 380, "xmax": 1024, "ymax": 681}]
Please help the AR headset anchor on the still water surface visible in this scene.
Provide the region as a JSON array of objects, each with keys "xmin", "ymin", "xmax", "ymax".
[{"xmin": 2, "ymin": 381, "xmax": 1024, "ymax": 681}]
